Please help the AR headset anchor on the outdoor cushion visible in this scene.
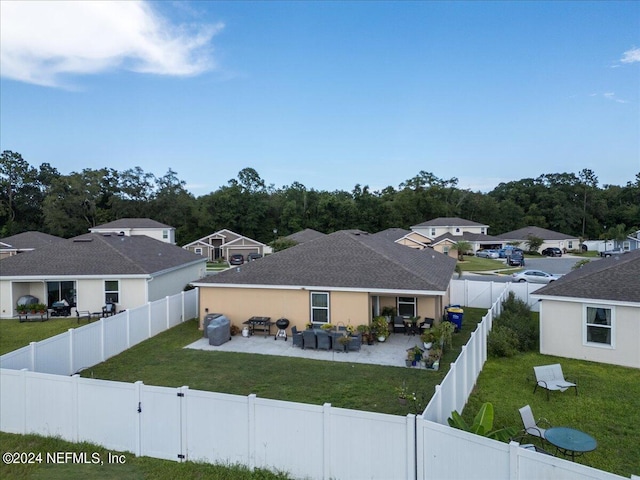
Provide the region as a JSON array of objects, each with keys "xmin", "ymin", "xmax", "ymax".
[{"xmin": 533, "ymin": 364, "xmax": 577, "ymax": 399}]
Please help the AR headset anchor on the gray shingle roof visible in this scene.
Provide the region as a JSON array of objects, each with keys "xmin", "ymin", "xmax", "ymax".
[
  {"xmin": 0, "ymin": 231, "xmax": 65, "ymax": 249},
  {"xmin": 534, "ymin": 249, "xmax": 640, "ymax": 303},
  {"xmin": 284, "ymin": 228, "xmax": 326, "ymax": 244},
  {"xmin": 91, "ymin": 218, "xmax": 173, "ymax": 229},
  {"xmin": 497, "ymin": 226, "xmax": 577, "ymax": 240},
  {"xmin": 371, "ymin": 228, "xmax": 412, "ymax": 242},
  {"xmin": 411, "ymin": 217, "xmax": 488, "ymax": 228},
  {"xmin": 197, "ymin": 230, "xmax": 456, "ymax": 291},
  {"xmin": 0, "ymin": 233, "xmax": 204, "ymax": 277}
]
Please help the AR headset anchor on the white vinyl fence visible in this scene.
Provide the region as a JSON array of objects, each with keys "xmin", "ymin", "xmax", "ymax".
[
  {"xmin": 0, "ymin": 369, "xmax": 416, "ymax": 480},
  {"xmin": 450, "ymin": 279, "xmax": 543, "ymax": 312},
  {"xmin": 0, "ymin": 289, "xmax": 198, "ymax": 375}
]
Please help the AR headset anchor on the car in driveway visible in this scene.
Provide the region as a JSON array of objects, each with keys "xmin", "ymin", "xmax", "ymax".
[
  {"xmin": 511, "ymin": 270, "xmax": 560, "ymax": 284},
  {"xmin": 541, "ymin": 247, "xmax": 562, "ymax": 257},
  {"xmin": 247, "ymin": 252, "xmax": 262, "ymax": 261},
  {"xmin": 476, "ymin": 249, "xmax": 499, "ymax": 259},
  {"xmin": 229, "ymin": 254, "xmax": 244, "ymax": 265}
]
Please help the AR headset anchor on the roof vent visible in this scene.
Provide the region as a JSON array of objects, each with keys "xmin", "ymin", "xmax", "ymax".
[
  {"xmin": 118, "ymin": 231, "xmax": 125, "ymax": 236},
  {"xmin": 73, "ymin": 238, "xmax": 93, "ymax": 243}
]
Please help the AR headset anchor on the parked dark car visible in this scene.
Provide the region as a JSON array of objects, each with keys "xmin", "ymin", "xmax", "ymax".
[
  {"xmin": 247, "ymin": 253, "xmax": 263, "ymax": 261},
  {"xmin": 229, "ymin": 254, "xmax": 244, "ymax": 265},
  {"xmin": 541, "ymin": 247, "xmax": 562, "ymax": 257},
  {"xmin": 507, "ymin": 251, "xmax": 525, "ymax": 266}
]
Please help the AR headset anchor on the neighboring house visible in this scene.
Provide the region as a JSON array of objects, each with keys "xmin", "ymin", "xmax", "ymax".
[
  {"xmin": 372, "ymin": 228, "xmax": 431, "ymax": 250},
  {"xmin": 183, "ymin": 229, "xmax": 268, "ymax": 261},
  {"xmin": 615, "ymin": 230, "xmax": 640, "ymax": 253},
  {"xmin": 89, "ymin": 218, "xmax": 176, "ymax": 244},
  {"xmin": 410, "ymin": 217, "xmax": 499, "ymax": 253},
  {"xmin": 0, "ymin": 231, "xmax": 65, "ymax": 260},
  {"xmin": 533, "ymin": 249, "xmax": 640, "ymax": 368},
  {"xmin": 0, "ymin": 233, "xmax": 206, "ymax": 319},
  {"xmin": 192, "ymin": 230, "xmax": 457, "ymax": 332},
  {"xmin": 284, "ymin": 228, "xmax": 326, "ymax": 245},
  {"xmin": 497, "ymin": 226, "xmax": 580, "ymax": 252},
  {"xmin": 411, "ymin": 217, "xmax": 490, "ymax": 239}
]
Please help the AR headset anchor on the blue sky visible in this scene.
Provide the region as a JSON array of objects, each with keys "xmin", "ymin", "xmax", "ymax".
[{"xmin": 1, "ymin": 1, "xmax": 639, "ymax": 196}]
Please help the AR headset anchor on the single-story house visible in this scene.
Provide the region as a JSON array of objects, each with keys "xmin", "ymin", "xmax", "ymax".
[
  {"xmin": 89, "ymin": 218, "xmax": 176, "ymax": 244},
  {"xmin": 0, "ymin": 233, "xmax": 206, "ymax": 319},
  {"xmin": 497, "ymin": 226, "xmax": 580, "ymax": 252},
  {"xmin": 183, "ymin": 229, "xmax": 268, "ymax": 262},
  {"xmin": 192, "ymin": 230, "xmax": 457, "ymax": 332},
  {"xmin": 429, "ymin": 232, "xmax": 504, "ymax": 256},
  {"xmin": 0, "ymin": 231, "xmax": 65, "ymax": 260},
  {"xmin": 533, "ymin": 249, "xmax": 640, "ymax": 368},
  {"xmin": 284, "ymin": 228, "xmax": 326, "ymax": 245},
  {"xmin": 614, "ymin": 230, "xmax": 640, "ymax": 253}
]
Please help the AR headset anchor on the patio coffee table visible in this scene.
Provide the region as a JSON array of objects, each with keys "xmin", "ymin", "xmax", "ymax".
[{"xmin": 545, "ymin": 427, "xmax": 597, "ymax": 461}]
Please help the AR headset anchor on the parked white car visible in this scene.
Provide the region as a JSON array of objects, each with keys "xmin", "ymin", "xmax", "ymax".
[
  {"xmin": 476, "ymin": 249, "xmax": 499, "ymax": 259},
  {"xmin": 512, "ymin": 270, "xmax": 560, "ymax": 284}
]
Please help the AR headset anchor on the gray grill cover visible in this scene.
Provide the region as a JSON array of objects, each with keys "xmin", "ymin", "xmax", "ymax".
[{"xmin": 205, "ymin": 314, "xmax": 231, "ymax": 346}]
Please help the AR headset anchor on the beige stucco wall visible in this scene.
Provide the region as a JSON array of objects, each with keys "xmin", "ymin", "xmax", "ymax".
[
  {"xmin": 75, "ymin": 278, "xmax": 147, "ymax": 313},
  {"xmin": 198, "ymin": 286, "xmax": 456, "ymax": 332},
  {"xmin": 432, "ymin": 241, "xmax": 458, "ymax": 259},
  {"xmin": 540, "ymin": 299, "xmax": 640, "ymax": 368},
  {"xmin": 199, "ymin": 287, "xmax": 372, "ymax": 331},
  {"xmin": 1, "ymin": 281, "xmax": 48, "ymax": 318}
]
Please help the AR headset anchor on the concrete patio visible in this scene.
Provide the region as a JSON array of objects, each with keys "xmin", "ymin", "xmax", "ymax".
[{"xmin": 186, "ymin": 331, "xmax": 431, "ymax": 368}]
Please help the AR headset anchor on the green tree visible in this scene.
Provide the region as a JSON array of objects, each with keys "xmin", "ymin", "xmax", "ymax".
[{"xmin": 524, "ymin": 234, "xmax": 544, "ymax": 253}]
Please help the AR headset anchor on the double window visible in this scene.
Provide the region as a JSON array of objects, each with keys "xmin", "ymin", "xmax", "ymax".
[
  {"xmin": 584, "ymin": 305, "xmax": 614, "ymax": 347},
  {"xmin": 47, "ymin": 281, "xmax": 76, "ymax": 307},
  {"xmin": 310, "ymin": 292, "xmax": 329, "ymax": 324},
  {"xmin": 105, "ymin": 280, "xmax": 120, "ymax": 304}
]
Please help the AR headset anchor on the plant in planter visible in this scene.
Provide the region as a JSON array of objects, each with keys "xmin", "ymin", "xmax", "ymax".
[
  {"xmin": 337, "ymin": 334, "xmax": 351, "ymax": 351},
  {"xmin": 372, "ymin": 316, "xmax": 389, "ymax": 342},
  {"xmin": 395, "ymin": 381, "xmax": 416, "ymax": 404},
  {"xmin": 321, "ymin": 323, "xmax": 334, "ymax": 331},
  {"xmin": 230, "ymin": 324, "xmax": 240, "ymax": 336},
  {"xmin": 381, "ymin": 306, "xmax": 397, "ymax": 321},
  {"xmin": 17, "ymin": 304, "xmax": 28, "ymax": 315},
  {"xmin": 356, "ymin": 324, "xmax": 373, "ymax": 345},
  {"xmin": 425, "ymin": 347, "xmax": 442, "ymax": 369},
  {"xmin": 438, "ymin": 321, "xmax": 455, "ymax": 351},
  {"xmin": 305, "ymin": 322, "xmax": 313, "ymax": 329},
  {"xmin": 421, "ymin": 329, "xmax": 440, "ymax": 350},
  {"xmin": 35, "ymin": 303, "xmax": 47, "ymax": 314},
  {"xmin": 406, "ymin": 345, "xmax": 424, "ymax": 365}
]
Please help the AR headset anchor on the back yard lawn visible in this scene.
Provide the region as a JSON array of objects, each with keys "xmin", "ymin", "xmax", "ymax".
[
  {"xmin": 464, "ymin": 352, "xmax": 640, "ymax": 478},
  {"xmin": 0, "ymin": 317, "xmax": 86, "ymax": 355}
]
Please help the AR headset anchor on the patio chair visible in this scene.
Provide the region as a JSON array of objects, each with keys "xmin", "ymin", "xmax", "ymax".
[
  {"xmin": 102, "ymin": 303, "xmax": 116, "ymax": 317},
  {"xmin": 302, "ymin": 329, "xmax": 317, "ymax": 349},
  {"xmin": 291, "ymin": 326, "xmax": 303, "ymax": 348},
  {"xmin": 518, "ymin": 405, "xmax": 552, "ymax": 446},
  {"xmin": 533, "ymin": 364, "xmax": 577, "ymax": 400},
  {"xmin": 393, "ymin": 316, "xmax": 406, "ymax": 334},
  {"xmin": 348, "ymin": 332, "xmax": 362, "ymax": 351},
  {"xmin": 316, "ymin": 330, "xmax": 331, "ymax": 350},
  {"xmin": 511, "ymin": 430, "xmax": 553, "ymax": 455}
]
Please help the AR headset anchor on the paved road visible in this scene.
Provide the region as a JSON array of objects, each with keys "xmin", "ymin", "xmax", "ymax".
[{"xmin": 460, "ymin": 255, "xmax": 599, "ymax": 283}]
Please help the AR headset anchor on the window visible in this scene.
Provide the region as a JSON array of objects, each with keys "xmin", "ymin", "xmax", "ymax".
[
  {"xmin": 481, "ymin": 228, "xmax": 485, "ymax": 234},
  {"xmin": 568, "ymin": 241, "xmax": 573, "ymax": 249},
  {"xmin": 455, "ymin": 228, "xmax": 460, "ymax": 233},
  {"xmin": 194, "ymin": 247, "xmax": 203, "ymax": 255},
  {"xmin": 105, "ymin": 280, "xmax": 120, "ymax": 304},
  {"xmin": 443, "ymin": 246, "xmax": 450, "ymax": 255},
  {"xmin": 310, "ymin": 292, "xmax": 329, "ymax": 324},
  {"xmin": 623, "ymin": 241, "xmax": 630, "ymax": 251},
  {"xmin": 397, "ymin": 297, "xmax": 416, "ymax": 317},
  {"xmin": 430, "ymin": 228, "xmax": 436, "ymax": 236},
  {"xmin": 584, "ymin": 306, "xmax": 613, "ymax": 347},
  {"xmin": 163, "ymin": 230, "xmax": 168, "ymax": 239},
  {"xmin": 47, "ymin": 281, "xmax": 76, "ymax": 307}
]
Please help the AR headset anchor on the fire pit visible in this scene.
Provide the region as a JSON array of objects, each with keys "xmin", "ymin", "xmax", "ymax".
[{"xmin": 275, "ymin": 318, "xmax": 289, "ymax": 341}]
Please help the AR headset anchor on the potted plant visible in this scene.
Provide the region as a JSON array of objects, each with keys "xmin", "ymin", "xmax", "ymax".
[
  {"xmin": 305, "ymin": 322, "xmax": 313, "ymax": 330},
  {"xmin": 372, "ymin": 316, "xmax": 389, "ymax": 342},
  {"xmin": 381, "ymin": 306, "xmax": 396, "ymax": 322},
  {"xmin": 426, "ymin": 347, "xmax": 442, "ymax": 370},
  {"xmin": 321, "ymin": 323, "xmax": 334, "ymax": 331},
  {"xmin": 438, "ymin": 321, "xmax": 455, "ymax": 351},
  {"xmin": 36, "ymin": 303, "xmax": 47, "ymax": 314},
  {"xmin": 17, "ymin": 304, "xmax": 28, "ymax": 315},
  {"xmin": 356, "ymin": 324, "xmax": 373, "ymax": 345},
  {"xmin": 337, "ymin": 334, "xmax": 351, "ymax": 351},
  {"xmin": 406, "ymin": 349, "xmax": 415, "ymax": 367},
  {"xmin": 421, "ymin": 329, "xmax": 440, "ymax": 350},
  {"xmin": 395, "ymin": 381, "xmax": 414, "ymax": 404}
]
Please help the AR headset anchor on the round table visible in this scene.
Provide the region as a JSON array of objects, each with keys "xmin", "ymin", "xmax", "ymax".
[{"xmin": 545, "ymin": 427, "xmax": 597, "ymax": 460}]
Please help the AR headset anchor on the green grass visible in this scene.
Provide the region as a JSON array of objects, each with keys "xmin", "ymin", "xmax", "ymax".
[
  {"xmin": 0, "ymin": 317, "xmax": 88, "ymax": 355},
  {"xmin": 0, "ymin": 432, "xmax": 292, "ymax": 480},
  {"xmin": 457, "ymin": 256, "xmax": 505, "ymax": 271},
  {"xmin": 464, "ymin": 352, "xmax": 640, "ymax": 477}
]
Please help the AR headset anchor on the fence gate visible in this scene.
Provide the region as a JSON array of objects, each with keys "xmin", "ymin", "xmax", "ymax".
[{"xmin": 139, "ymin": 384, "xmax": 185, "ymax": 461}]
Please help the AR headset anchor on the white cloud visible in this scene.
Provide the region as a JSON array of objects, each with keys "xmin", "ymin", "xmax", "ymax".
[
  {"xmin": 0, "ymin": 1, "xmax": 223, "ymax": 87},
  {"xmin": 620, "ymin": 47, "xmax": 640, "ymax": 64},
  {"xmin": 603, "ymin": 92, "xmax": 627, "ymax": 104}
]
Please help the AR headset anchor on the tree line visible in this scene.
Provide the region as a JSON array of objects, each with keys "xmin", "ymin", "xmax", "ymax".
[{"xmin": 1, "ymin": 150, "xmax": 638, "ymax": 246}]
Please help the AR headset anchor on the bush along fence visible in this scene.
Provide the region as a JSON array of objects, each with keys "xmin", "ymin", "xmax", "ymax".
[{"xmin": 0, "ymin": 289, "xmax": 198, "ymax": 375}]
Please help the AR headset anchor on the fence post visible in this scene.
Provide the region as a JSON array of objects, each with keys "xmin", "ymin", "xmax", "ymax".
[
  {"xmin": 322, "ymin": 403, "xmax": 332, "ymax": 480},
  {"xmin": 71, "ymin": 374, "xmax": 80, "ymax": 441},
  {"xmin": 134, "ymin": 381, "xmax": 143, "ymax": 457},
  {"xmin": 125, "ymin": 311, "xmax": 130, "ymax": 350},
  {"xmin": 29, "ymin": 342, "xmax": 36, "ymax": 371},
  {"xmin": 247, "ymin": 394, "xmax": 256, "ymax": 470},
  {"xmin": 450, "ymin": 361, "xmax": 457, "ymax": 413},
  {"xmin": 406, "ymin": 413, "xmax": 416, "ymax": 480},
  {"xmin": 179, "ymin": 386, "xmax": 189, "ymax": 462},
  {"xmin": 508, "ymin": 441, "xmax": 519, "ymax": 479},
  {"xmin": 166, "ymin": 296, "xmax": 170, "ymax": 330},
  {"xmin": 68, "ymin": 328, "xmax": 75, "ymax": 375},
  {"xmin": 434, "ymin": 385, "xmax": 442, "ymax": 424},
  {"xmin": 181, "ymin": 290, "xmax": 186, "ymax": 323}
]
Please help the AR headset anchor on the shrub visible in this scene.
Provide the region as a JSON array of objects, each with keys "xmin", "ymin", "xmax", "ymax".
[
  {"xmin": 487, "ymin": 325, "xmax": 519, "ymax": 357},
  {"xmin": 491, "ymin": 292, "xmax": 539, "ymax": 353}
]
